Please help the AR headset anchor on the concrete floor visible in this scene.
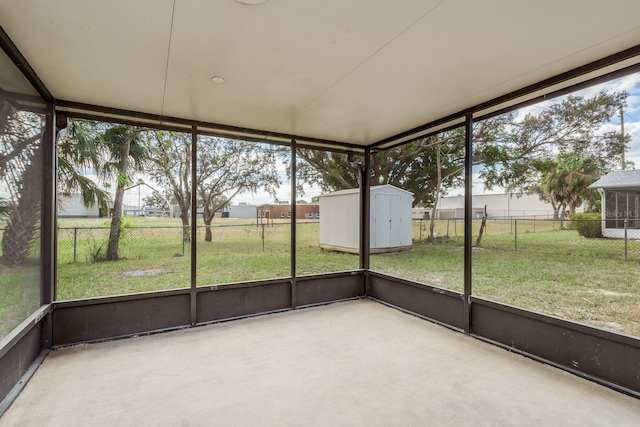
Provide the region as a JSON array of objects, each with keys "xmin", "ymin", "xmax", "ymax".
[{"xmin": 1, "ymin": 299, "xmax": 639, "ymax": 426}]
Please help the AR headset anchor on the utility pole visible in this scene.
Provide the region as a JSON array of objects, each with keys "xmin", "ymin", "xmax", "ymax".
[{"xmin": 620, "ymin": 106, "xmax": 626, "ymax": 170}]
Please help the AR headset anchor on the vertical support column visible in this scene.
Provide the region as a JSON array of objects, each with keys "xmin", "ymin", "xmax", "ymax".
[
  {"xmin": 463, "ymin": 113, "xmax": 473, "ymax": 333},
  {"xmin": 41, "ymin": 102, "xmax": 57, "ymax": 348},
  {"xmin": 360, "ymin": 147, "xmax": 371, "ymax": 293},
  {"xmin": 41, "ymin": 102, "xmax": 55, "ymax": 305},
  {"xmin": 190, "ymin": 125, "xmax": 197, "ymax": 325},
  {"xmin": 290, "ymin": 140, "xmax": 297, "ymax": 308}
]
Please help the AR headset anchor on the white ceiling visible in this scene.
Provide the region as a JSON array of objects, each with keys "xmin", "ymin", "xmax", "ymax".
[{"xmin": 1, "ymin": 0, "xmax": 640, "ymax": 147}]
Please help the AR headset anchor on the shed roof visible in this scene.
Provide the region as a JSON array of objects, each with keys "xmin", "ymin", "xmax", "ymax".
[
  {"xmin": 320, "ymin": 185, "xmax": 413, "ymax": 198},
  {"xmin": 1, "ymin": 1, "xmax": 640, "ymax": 149},
  {"xmin": 588, "ymin": 170, "xmax": 640, "ymax": 189}
]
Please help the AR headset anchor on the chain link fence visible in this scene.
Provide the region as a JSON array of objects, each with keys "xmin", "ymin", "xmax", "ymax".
[
  {"xmin": 412, "ymin": 218, "xmax": 640, "ymax": 262},
  {"xmin": 3, "ymin": 216, "xmax": 633, "ymax": 264},
  {"xmin": 58, "ymin": 226, "xmax": 187, "ymax": 263},
  {"xmin": 56, "ymin": 222, "xmax": 296, "ymax": 264}
]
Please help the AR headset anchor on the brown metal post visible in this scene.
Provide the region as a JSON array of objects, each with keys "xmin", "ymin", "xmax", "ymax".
[
  {"xmin": 190, "ymin": 125, "xmax": 197, "ymax": 325},
  {"xmin": 291, "ymin": 140, "xmax": 297, "ymax": 308},
  {"xmin": 41, "ymin": 102, "xmax": 57, "ymax": 349},
  {"xmin": 360, "ymin": 147, "xmax": 371, "ymax": 294},
  {"xmin": 463, "ymin": 113, "xmax": 473, "ymax": 333}
]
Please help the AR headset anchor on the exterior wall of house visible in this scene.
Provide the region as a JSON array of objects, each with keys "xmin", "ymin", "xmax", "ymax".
[
  {"xmin": 58, "ymin": 194, "xmax": 102, "ymax": 218},
  {"xmin": 602, "ymin": 226, "xmax": 640, "ymax": 239},
  {"xmin": 267, "ymin": 204, "xmax": 319, "ymax": 220}
]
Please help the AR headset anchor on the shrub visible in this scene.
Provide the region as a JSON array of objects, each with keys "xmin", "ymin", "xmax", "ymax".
[{"xmin": 571, "ymin": 213, "xmax": 602, "ymax": 238}]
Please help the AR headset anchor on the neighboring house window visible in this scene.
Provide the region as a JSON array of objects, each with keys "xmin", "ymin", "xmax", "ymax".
[
  {"xmin": 280, "ymin": 212, "xmax": 285, "ymax": 218},
  {"xmin": 287, "ymin": 211, "xmax": 292, "ymax": 218},
  {"xmin": 605, "ymin": 190, "xmax": 640, "ymax": 229}
]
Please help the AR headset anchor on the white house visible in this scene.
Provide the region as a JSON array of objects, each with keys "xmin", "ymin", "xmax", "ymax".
[
  {"xmin": 319, "ymin": 185, "xmax": 413, "ymax": 254},
  {"xmin": 588, "ymin": 170, "xmax": 640, "ymax": 239},
  {"xmin": 58, "ymin": 194, "xmax": 107, "ymax": 218}
]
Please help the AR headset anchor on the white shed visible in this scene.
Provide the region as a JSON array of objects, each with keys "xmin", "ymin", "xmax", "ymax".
[{"xmin": 319, "ymin": 185, "xmax": 413, "ymax": 253}]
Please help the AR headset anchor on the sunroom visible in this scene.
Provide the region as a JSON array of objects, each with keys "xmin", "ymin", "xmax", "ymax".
[
  {"xmin": 590, "ymin": 170, "xmax": 640, "ymax": 239},
  {"xmin": 1, "ymin": 1, "xmax": 640, "ymax": 424}
]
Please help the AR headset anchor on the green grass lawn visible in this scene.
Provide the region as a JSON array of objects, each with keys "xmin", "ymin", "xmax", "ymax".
[{"xmin": 2, "ymin": 217, "xmax": 639, "ymax": 340}]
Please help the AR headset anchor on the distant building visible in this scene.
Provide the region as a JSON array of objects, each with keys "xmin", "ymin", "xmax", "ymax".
[
  {"xmin": 256, "ymin": 203, "xmax": 320, "ymax": 222},
  {"xmin": 425, "ymin": 193, "xmax": 575, "ymax": 219},
  {"xmin": 58, "ymin": 194, "xmax": 110, "ymax": 218},
  {"xmin": 215, "ymin": 203, "xmax": 257, "ymax": 219}
]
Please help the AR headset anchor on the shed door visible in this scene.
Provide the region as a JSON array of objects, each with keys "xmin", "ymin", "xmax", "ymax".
[
  {"xmin": 388, "ymin": 195, "xmax": 403, "ymax": 246},
  {"xmin": 374, "ymin": 194, "xmax": 402, "ymax": 248},
  {"xmin": 374, "ymin": 194, "xmax": 390, "ymax": 248}
]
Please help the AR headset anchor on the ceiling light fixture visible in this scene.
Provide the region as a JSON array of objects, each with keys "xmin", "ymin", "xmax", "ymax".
[{"xmin": 211, "ymin": 76, "xmax": 225, "ymax": 84}]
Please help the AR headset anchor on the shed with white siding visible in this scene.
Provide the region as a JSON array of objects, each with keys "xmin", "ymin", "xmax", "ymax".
[{"xmin": 319, "ymin": 185, "xmax": 412, "ymax": 254}]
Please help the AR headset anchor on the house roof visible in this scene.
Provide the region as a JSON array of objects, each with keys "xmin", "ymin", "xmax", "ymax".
[
  {"xmin": 1, "ymin": 1, "xmax": 640, "ymax": 150},
  {"xmin": 588, "ymin": 170, "xmax": 640, "ymax": 189}
]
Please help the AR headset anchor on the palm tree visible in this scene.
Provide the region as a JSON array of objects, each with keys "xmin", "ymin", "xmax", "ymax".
[
  {"xmin": 68, "ymin": 122, "xmax": 147, "ymax": 261},
  {"xmin": 540, "ymin": 153, "xmax": 601, "ymax": 223},
  {"xmin": 0, "ymin": 98, "xmax": 113, "ymax": 265}
]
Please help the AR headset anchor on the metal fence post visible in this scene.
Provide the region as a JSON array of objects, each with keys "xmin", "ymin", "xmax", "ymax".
[
  {"xmin": 261, "ymin": 223, "xmax": 265, "ymax": 252},
  {"xmin": 533, "ymin": 216, "xmax": 536, "ymax": 233},
  {"xmin": 182, "ymin": 227, "xmax": 185, "ymax": 256},
  {"xmin": 419, "ymin": 219, "xmax": 422, "ymax": 241},
  {"xmin": 514, "ymin": 219, "xmax": 518, "ymax": 252},
  {"xmin": 447, "ymin": 219, "xmax": 450, "ymax": 237},
  {"xmin": 73, "ymin": 227, "xmax": 77, "ymax": 262},
  {"xmin": 624, "ymin": 218, "xmax": 628, "ymax": 261}
]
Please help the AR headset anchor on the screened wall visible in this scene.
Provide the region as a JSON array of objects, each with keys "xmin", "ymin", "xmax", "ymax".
[
  {"xmin": 0, "ymin": 48, "xmax": 46, "ymax": 341},
  {"xmin": 2, "ymin": 13, "xmax": 640, "ymax": 411}
]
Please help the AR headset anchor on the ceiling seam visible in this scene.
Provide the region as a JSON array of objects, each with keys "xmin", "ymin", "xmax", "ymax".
[
  {"xmin": 160, "ymin": 0, "xmax": 177, "ymax": 118},
  {"xmin": 271, "ymin": 0, "xmax": 448, "ymax": 139}
]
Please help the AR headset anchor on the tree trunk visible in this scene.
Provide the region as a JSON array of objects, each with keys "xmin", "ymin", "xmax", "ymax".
[
  {"xmin": 203, "ymin": 203, "xmax": 214, "ymax": 242},
  {"xmin": 179, "ymin": 211, "xmax": 190, "ymax": 242},
  {"xmin": 106, "ymin": 137, "xmax": 132, "ymax": 261},
  {"xmin": 475, "ymin": 205, "xmax": 488, "ymax": 248},
  {"xmin": 429, "ymin": 144, "xmax": 442, "ymax": 242},
  {"xmin": 551, "ymin": 201, "xmax": 560, "ymax": 219},
  {"xmin": 559, "ymin": 203, "xmax": 567, "ymax": 228},
  {"xmin": 203, "ymin": 214, "xmax": 213, "ymax": 242},
  {"xmin": 1, "ymin": 147, "xmax": 42, "ymax": 265}
]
